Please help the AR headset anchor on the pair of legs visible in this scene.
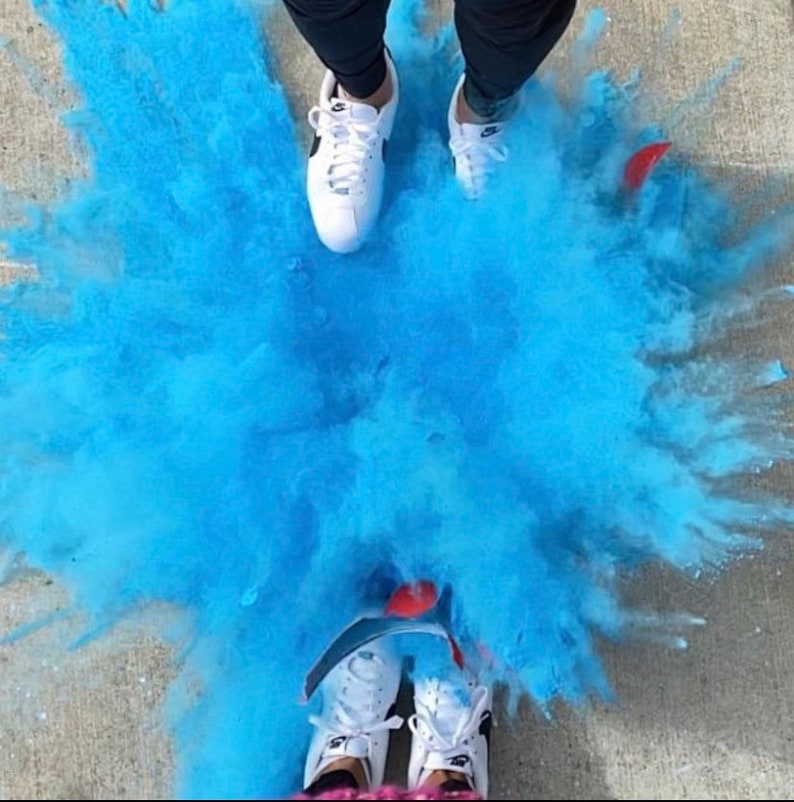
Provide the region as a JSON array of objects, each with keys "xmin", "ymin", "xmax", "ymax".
[
  {"xmin": 285, "ymin": 0, "xmax": 577, "ymax": 253},
  {"xmin": 301, "ymin": 637, "xmax": 491, "ymax": 799},
  {"xmin": 282, "ymin": 0, "xmax": 577, "ymax": 121}
]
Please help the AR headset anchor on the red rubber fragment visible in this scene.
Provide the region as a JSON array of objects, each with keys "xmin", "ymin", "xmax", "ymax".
[
  {"xmin": 448, "ymin": 634, "xmax": 465, "ymax": 669},
  {"xmin": 384, "ymin": 580, "xmax": 439, "ymax": 618},
  {"xmin": 623, "ymin": 142, "xmax": 671, "ymax": 189}
]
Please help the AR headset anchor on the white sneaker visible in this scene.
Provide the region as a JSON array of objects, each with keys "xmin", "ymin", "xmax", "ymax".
[
  {"xmin": 407, "ymin": 672, "xmax": 492, "ymax": 798},
  {"xmin": 303, "ymin": 639, "xmax": 404, "ymax": 791},
  {"xmin": 447, "ymin": 74, "xmax": 509, "ymax": 200},
  {"xmin": 306, "ymin": 52, "xmax": 399, "ymax": 254}
]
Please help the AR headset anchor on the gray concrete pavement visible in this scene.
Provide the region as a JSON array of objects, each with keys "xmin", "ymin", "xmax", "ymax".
[{"xmin": 0, "ymin": 0, "xmax": 792, "ymax": 798}]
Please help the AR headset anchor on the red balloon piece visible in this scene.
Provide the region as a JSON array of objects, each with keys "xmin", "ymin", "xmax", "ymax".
[
  {"xmin": 384, "ymin": 580, "xmax": 439, "ymax": 618},
  {"xmin": 623, "ymin": 141, "xmax": 671, "ymax": 189},
  {"xmin": 448, "ymin": 634, "xmax": 465, "ymax": 669}
]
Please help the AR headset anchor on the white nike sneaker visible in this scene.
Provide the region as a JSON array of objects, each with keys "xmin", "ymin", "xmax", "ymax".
[
  {"xmin": 306, "ymin": 52, "xmax": 399, "ymax": 254},
  {"xmin": 407, "ymin": 671, "xmax": 492, "ymax": 798},
  {"xmin": 447, "ymin": 74, "xmax": 509, "ymax": 200},
  {"xmin": 303, "ymin": 639, "xmax": 404, "ymax": 791}
]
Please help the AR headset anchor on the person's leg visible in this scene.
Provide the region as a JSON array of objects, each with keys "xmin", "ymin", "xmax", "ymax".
[
  {"xmin": 446, "ymin": 0, "xmax": 576, "ymax": 199},
  {"xmin": 454, "ymin": 0, "xmax": 577, "ymax": 122},
  {"xmin": 281, "ymin": 0, "xmax": 399, "ymax": 253},
  {"xmin": 281, "ymin": 0, "xmax": 392, "ymax": 103}
]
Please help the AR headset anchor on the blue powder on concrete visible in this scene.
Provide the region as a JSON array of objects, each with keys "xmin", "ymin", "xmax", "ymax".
[{"xmin": 0, "ymin": 0, "xmax": 793, "ymax": 797}]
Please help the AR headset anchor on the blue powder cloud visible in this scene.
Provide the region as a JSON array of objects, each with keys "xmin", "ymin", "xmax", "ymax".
[{"xmin": 0, "ymin": 0, "xmax": 792, "ymax": 798}]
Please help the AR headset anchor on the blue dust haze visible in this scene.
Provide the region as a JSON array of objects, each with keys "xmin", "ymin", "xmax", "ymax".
[{"xmin": 1, "ymin": 0, "xmax": 793, "ymax": 797}]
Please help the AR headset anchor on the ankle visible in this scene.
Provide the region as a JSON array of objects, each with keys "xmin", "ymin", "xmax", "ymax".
[
  {"xmin": 455, "ymin": 85, "xmax": 491, "ymax": 125},
  {"xmin": 316, "ymin": 757, "xmax": 368, "ymax": 790},
  {"xmin": 423, "ymin": 769, "xmax": 473, "ymax": 790},
  {"xmin": 338, "ymin": 69, "xmax": 393, "ymax": 111},
  {"xmin": 455, "ymin": 79, "xmax": 517, "ymax": 126}
]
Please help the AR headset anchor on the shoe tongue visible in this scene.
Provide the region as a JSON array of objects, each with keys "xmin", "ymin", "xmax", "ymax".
[
  {"xmin": 422, "ymin": 682, "xmax": 474, "ymax": 742},
  {"xmin": 429, "ymin": 713, "xmax": 462, "ymax": 743},
  {"xmin": 348, "ymin": 651, "xmax": 380, "ymax": 679},
  {"xmin": 328, "ymin": 98, "xmax": 378, "ymax": 123}
]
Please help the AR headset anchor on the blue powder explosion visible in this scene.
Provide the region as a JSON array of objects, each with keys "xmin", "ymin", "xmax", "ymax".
[{"xmin": 0, "ymin": 0, "xmax": 792, "ymax": 798}]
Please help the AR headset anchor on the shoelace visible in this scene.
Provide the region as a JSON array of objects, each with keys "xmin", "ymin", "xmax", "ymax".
[
  {"xmin": 309, "ymin": 653, "xmax": 404, "ymax": 756},
  {"xmin": 450, "ymin": 136, "xmax": 508, "ymax": 195},
  {"xmin": 308, "ymin": 105, "xmax": 379, "ymax": 196},
  {"xmin": 407, "ymin": 683, "xmax": 490, "ymax": 771}
]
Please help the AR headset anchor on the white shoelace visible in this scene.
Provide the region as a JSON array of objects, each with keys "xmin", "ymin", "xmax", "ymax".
[
  {"xmin": 309, "ymin": 653, "xmax": 403, "ymax": 758},
  {"xmin": 450, "ymin": 136, "xmax": 508, "ymax": 196},
  {"xmin": 308, "ymin": 105, "xmax": 379, "ymax": 196},
  {"xmin": 408, "ymin": 683, "xmax": 490, "ymax": 772}
]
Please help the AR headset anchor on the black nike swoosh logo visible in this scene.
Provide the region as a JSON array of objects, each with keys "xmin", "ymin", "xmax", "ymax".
[{"xmin": 479, "ymin": 711, "xmax": 492, "ymax": 742}]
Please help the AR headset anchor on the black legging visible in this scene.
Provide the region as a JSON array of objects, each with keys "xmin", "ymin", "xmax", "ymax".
[{"xmin": 281, "ymin": 0, "xmax": 577, "ymax": 120}]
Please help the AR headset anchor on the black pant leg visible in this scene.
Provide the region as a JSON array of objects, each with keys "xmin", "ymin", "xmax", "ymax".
[
  {"xmin": 454, "ymin": 0, "xmax": 577, "ymax": 119},
  {"xmin": 281, "ymin": 0, "xmax": 391, "ymax": 98}
]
